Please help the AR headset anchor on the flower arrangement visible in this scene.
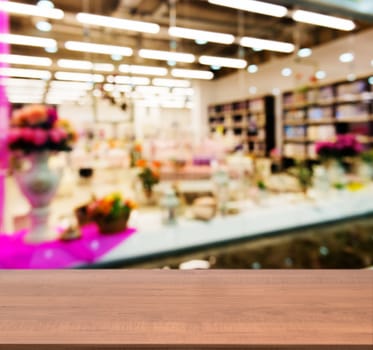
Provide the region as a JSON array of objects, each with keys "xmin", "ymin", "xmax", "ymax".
[
  {"xmin": 86, "ymin": 193, "xmax": 136, "ymax": 234},
  {"xmin": 137, "ymin": 159, "xmax": 161, "ymax": 196},
  {"xmin": 315, "ymin": 134, "xmax": 363, "ymax": 161},
  {"xmin": 7, "ymin": 104, "xmax": 76, "ymax": 154}
]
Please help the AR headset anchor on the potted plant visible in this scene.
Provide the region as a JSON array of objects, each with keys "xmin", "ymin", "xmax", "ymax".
[
  {"xmin": 7, "ymin": 105, "xmax": 77, "ymax": 242},
  {"xmin": 136, "ymin": 160, "xmax": 161, "ymax": 201},
  {"xmin": 86, "ymin": 193, "xmax": 136, "ymax": 234}
]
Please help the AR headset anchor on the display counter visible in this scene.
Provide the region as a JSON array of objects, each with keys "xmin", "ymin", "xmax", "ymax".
[{"xmin": 88, "ymin": 186, "xmax": 373, "ymax": 268}]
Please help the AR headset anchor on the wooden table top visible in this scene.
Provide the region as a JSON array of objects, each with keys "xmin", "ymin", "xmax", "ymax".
[{"xmin": 0, "ymin": 270, "xmax": 372, "ymax": 349}]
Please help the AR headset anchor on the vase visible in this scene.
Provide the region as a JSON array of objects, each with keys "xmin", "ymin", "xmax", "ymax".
[
  {"xmin": 14, "ymin": 152, "xmax": 62, "ymax": 243},
  {"xmin": 325, "ymin": 159, "xmax": 346, "ymax": 187}
]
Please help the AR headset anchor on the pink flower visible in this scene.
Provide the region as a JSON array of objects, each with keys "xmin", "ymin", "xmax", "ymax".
[
  {"xmin": 49, "ymin": 128, "xmax": 67, "ymax": 143},
  {"xmin": 7, "ymin": 128, "xmax": 22, "ymax": 144},
  {"xmin": 32, "ymin": 129, "xmax": 48, "ymax": 146},
  {"xmin": 20, "ymin": 128, "xmax": 34, "ymax": 142}
]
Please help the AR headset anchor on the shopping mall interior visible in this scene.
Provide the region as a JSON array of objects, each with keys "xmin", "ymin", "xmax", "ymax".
[{"xmin": 0, "ymin": 0, "xmax": 373, "ymax": 269}]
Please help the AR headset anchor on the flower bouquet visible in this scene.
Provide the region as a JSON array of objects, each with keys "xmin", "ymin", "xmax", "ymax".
[
  {"xmin": 137, "ymin": 159, "xmax": 161, "ymax": 198},
  {"xmin": 7, "ymin": 105, "xmax": 77, "ymax": 242},
  {"xmin": 8, "ymin": 105, "xmax": 75, "ymax": 154},
  {"xmin": 86, "ymin": 193, "xmax": 136, "ymax": 234}
]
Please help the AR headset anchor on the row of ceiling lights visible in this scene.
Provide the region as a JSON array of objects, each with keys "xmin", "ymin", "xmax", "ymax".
[{"xmin": 0, "ymin": 1, "xmax": 359, "ymax": 78}]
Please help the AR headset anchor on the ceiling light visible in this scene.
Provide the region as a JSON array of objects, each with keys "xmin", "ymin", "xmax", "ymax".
[
  {"xmin": 111, "ymin": 54, "xmax": 122, "ymax": 61},
  {"xmin": 58, "ymin": 60, "xmax": 115, "ymax": 73},
  {"xmin": 292, "ymin": 10, "xmax": 355, "ymax": 31},
  {"xmin": 55, "ymin": 71, "xmax": 104, "ymax": 83},
  {"xmin": 167, "ymin": 60, "xmax": 177, "ymax": 66},
  {"xmin": 195, "ymin": 39, "xmax": 208, "ymax": 45},
  {"xmin": 36, "ymin": 20, "xmax": 52, "ymax": 32},
  {"xmin": 249, "ymin": 86, "xmax": 257, "ymax": 94},
  {"xmin": 208, "ymin": 0, "xmax": 287, "ymax": 17},
  {"xmin": 347, "ymin": 73, "xmax": 356, "ymax": 82},
  {"xmin": 119, "ymin": 65, "xmax": 168, "ymax": 76},
  {"xmin": 65, "ymin": 41, "xmax": 133, "ymax": 57},
  {"xmin": 37, "ymin": 1, "xmax": 54, "ymax": 9},
  {"xmin": 281, "ymin": 67, "xmax": 292, "ymax": 77},
  {"xmin": 45, "ymin": 45, "xmax": 58, "ymax": 53},
  {"xmin": 114, "ymin": 76, "xmax": 150, "ymax": 85},
  {"xmin": 368, "ymin": 76, "xmax": 373, "ymax": 85},
  {"xmin": 57, "ymin": 59, "xmax": 93, "ymax": 70},
  {"xmin": 0, "ymin": 54, "xmax": 52, "ymax": 67},
  {"xmin": 211, "ymin": 65, "xmax": 221, "ymax": 71},
  {"xmin": 5, "ymin": 78, "xmax": 47, "ymax": 87},
  {"xmin": 199, "ymin": 55, "xmax": 247, "ymax": 69},
  {"xmin": 240, "ymin": 36, "xmax": 294, "ymax": 53},
  {"xmin": 139, "ymin": 49, "xmax": 195, "ymax": 63},
  {"xmin": 247, "ymin": 64, "xmax": 258, "ymax": 73},
  {"xmin": 0, "ymin": 33, "xmax": 57, "ymax": 48},
  {"xmin": 339, "ymin": 52, "xmax": 354, "ymax": 63},
  {"xmin": 153, "ymin": 78, "xmax": 190, "ymax": 88},
  {"xmin": 272, "ymin": 88, "xmax": 281, "ymax": 95},
  {"xmin": 0, "ymin": 67, "xmax": 51, "ymax": 79},
  {"xmin": 0, "ymin": 1, "xmax": 64, "ymax": 19},
  {"xmin": 169, "ymin": 26, "xmax": 235, "ymax": 45},
  {"xmin": 76, "ymin": 12, "xmax": 160, "ymax": 34},
  {"xmin": 297, "ymin": 48, "xmax": 312, "ymax": 58},
  {"xmin": 315, "ymin": 70, "xmax": 326, "ymax": 80},
  {"xmin": 8, "ymin": 96, "xmax": 43, "ymax": 104},
  {"xmin": 252, "ymin": 47, "xmax": 263, "ymax": 52},
  {"xmin": 171, "ymin": 68, "xmax": 214, "ymax": 80}
]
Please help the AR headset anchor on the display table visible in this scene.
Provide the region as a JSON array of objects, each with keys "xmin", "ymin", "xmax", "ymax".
[
  {"xmin": 0, "ymin": 270, "xmax": 371, "ymax": 349},
  {"xmin": 94, "ymin": 186, "xmax": 373, "ymax": 268}
]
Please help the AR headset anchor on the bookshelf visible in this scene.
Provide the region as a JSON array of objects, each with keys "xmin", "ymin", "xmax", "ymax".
[
  {"xmin": 282, "ymin": 76, "xmax": 373, "ymax": 162},
  {"xmin": 208, "ymin": 95, "xmax": 275, "ymax": 157}
]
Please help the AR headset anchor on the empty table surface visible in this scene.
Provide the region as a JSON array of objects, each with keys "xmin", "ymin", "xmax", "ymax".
[{"xmin": 0, "ymin": 270, "xmax": 372, "ymax": 349}]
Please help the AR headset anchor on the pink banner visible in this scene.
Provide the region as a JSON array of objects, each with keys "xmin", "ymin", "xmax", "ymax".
[{"xmin": 0, "ymin": 0, "xmax": 9, "ymax": 231}]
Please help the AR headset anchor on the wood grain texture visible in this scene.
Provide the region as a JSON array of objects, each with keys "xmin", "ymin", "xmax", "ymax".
[{"xmin": 0, "ymin": 270, "xmax": 371, "ymax": 349}]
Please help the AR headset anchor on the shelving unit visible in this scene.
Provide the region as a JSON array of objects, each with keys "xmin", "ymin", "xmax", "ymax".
[
  {"xmin": 208, "ymin": 95, "xmax": 275, "ymax": 157},
  {"xmin": 282, "ymin": 76, "xmax": 373, "ymax": 162}
]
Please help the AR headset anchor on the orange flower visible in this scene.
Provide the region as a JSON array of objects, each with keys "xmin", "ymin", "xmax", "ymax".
[
  {"xmin": 125, "ymin": 199, "xmax": 137, "ymax": 209},
  {"xmin": 136, "ymin": 159, "xmax": 147, "ymax": 168},
  {"xmin": 134, "ymin": 143, "xmax": 142, "ymax": 152},
  {"xmin": 152, "ymin": 160, "xmax": 162, "ymax": 168}
]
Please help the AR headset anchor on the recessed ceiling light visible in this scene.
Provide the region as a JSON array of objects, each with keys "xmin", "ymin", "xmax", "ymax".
[
  {"xmin": 252, "ymin": 47, "xmax": 263, "ymax": 52},
  {"xmin": 297, "ymin": 48, "xmax": 312, "ymax": 58},
  {"xmin": 45, "ymin": 45, "xmax": 58, "ymax": 53},
  {"xmin": 35, "ymin": 20, "xmax": 52, "ymax": 32},
  {"xmin": 65, "ymin": 41, "xmax": 133, "ymax": 57},
  {"xmin": 339, "ymin": 52, "xmax": 354, "ymax": 63},
  {"xmin": 0, "ymin": 1, "xmax": 64, "ymax": 19},
  {"xmin": 167, "ymin": 60, "xmax": 176, "ymax": 66},
  {"xmin": 347, "ymin": 73, "xmax": 356, "ymax": 81},
  {"xmin": 0, "ymin": 67, "xmax": 51, "ymax": 79},
  {"xmin": 281, "ymin": 67, "xmax": 292, "ymax": 77},
  {"xmin": 119, "ymin": 65, "xmax": 168, "ymax": 76},
  {"xmin": 247, "ymin": 64, "xmax": 258, "ymax": 73},
  {"xmin": 272, "ymin": 88, "xmax": 281, "ymax": 95},
  {"xmin": 249, "ymin": 86, "xmax": 257, "ymax": 94},
  {"xmin": 315, "ymin": 70, "xmax": 326, "ymax": 80},
  {"xmin": 111, "ymin": 54, "xmax": 123, "ymax": 61},
  {"xmin": 0, "ymin": 33, "xmax": 56, "ymax": 48},
  {"xmin": 211, "ymin": 65, "xmax": 221, "ymax": 71},
  {"xmin": 55, "ymin": 71, "xmax": 104, "ymax": 83},
  {"xmin": 195, "ymin": 39, "xmax": 208, "ymax": 45}
]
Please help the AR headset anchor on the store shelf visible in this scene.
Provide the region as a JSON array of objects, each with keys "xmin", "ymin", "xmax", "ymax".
[{"xmin": 282, "ymin": 76, "xmax": 373, "ymax": 162}]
